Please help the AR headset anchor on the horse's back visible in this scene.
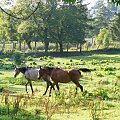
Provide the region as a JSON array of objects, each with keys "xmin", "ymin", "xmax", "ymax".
[
  {"xmin": 51, "ymin": 69, "xmax": 71, "ymax": 83},
  {"xmin": 68, "ymin": 70, "xmax": 81, "ymax": 81},
  {"xmin": 25, "ymin": 68, "xmax": 39, "ymax": 81}
]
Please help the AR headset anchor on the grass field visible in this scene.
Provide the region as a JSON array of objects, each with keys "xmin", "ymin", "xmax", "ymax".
[{"xmin": 0, "ymin": 53, "xmax": 120, "ymax": 120}]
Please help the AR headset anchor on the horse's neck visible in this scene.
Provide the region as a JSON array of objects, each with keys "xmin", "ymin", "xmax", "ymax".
[
  {"xmin": 20, "ymin": 67, "xmax": 28, "ymax": 74},
  {"xmin": 48, "ymin": 68, "xmax": 54, "ymax": 76}
]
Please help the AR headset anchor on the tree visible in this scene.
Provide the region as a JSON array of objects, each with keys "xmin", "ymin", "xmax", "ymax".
[
  {"xmin": 108, "ymin": 0, "xmax": 120, "ymax": 5},
  {"xmin": 48, "ymin": 1, "xmax": 88, "ymax": 53},
  {"xmin": 17, "ymin": 21, "xmax": 34, "ymax": 50},
  {"xmin": 91, "ymin": 0, "xmax": 114, "ymax": 35},
  {"xmin": 109, "ymin": 13, "xmax": 120, "ymax": 42},
  {"xmin": 95, "ymin": 28, "xmax": 112, "ymax": 48},
  {"xmin": 0, "ymin": 12, "xmax": 9, "ymax": 53}
]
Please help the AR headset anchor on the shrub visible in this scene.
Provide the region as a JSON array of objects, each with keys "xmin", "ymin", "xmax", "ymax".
[
  {"xmin": 92, "ymin": 88, "xmax": 109, "ymax": 100},
  {"xmin": 0, "ymin": 63, "xmax": 15, "ymax": 70},
  {"xmin": 40, "ymin": 57, "xmax": 44, "ymax": 60},
  {"xmin": 95, "ymin": 72, "xmax": 104, "ymax": 77},
  {"xmin": 12, "ymin": 52, "xmax": 25, "ymax": 65},
  {"xmin": 0, "ymin": 85, "xmax": 8, "ymax": 92},
  {"xmin": 70, "ymin": 59, "xmax": 73, "ymax": 62},
  {"xmin": 26, "ymin": 56, "xmax": 33, "ymax": 61},
  {"xmin": 4, "ymin": 58, "xmax": 11, "ymax": 61},
  {"xmin": 104, "ymin": 67, "xmax": 115, "ymax": 71},
  {"xmin": 105, "ymin": 71, "xmax": 115, "ymax": 75},
  {"xmin": 66, "ymin": 62, "xmax": 70, "ymax": 65},
  {"xmin": 46, "ymin": 61, "xmax": 54, "ymax": 66},
  {"xmin": 57, "ymin": 62, "xmax": 60, "ymax": 64},
  {"xmin": 44, "ymin": 56, "xmax": 47, "ymax": 59},
  {"xmin": 48, "ymin": 56, "xmax": 54, "ymax": 59}
]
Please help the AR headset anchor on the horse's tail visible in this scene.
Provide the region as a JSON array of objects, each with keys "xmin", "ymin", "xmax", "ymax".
[{"xmin": 79, "ymin": 68, "xmax": 91, "ymax": 72}]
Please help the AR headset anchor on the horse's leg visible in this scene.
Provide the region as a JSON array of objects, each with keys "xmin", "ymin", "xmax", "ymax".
[
  {"xmin": 49, "ymin": 82, "xmax": 56, "ymax": 97},
  {"xmin": 75, "ymin": 87, "xmax": 78, "ymax": 95},
  {"xmin": 72, "ymin": 80, "xmax": 83, "ymax": 93},
  {"xmin": 25, "ymin": 81, "xmax": 29, "ymax": 93},
  {"xmin": 56, "ymin": 83, "xmax": 60, "ymax": 91},
  {"xmin": 43, "ymin": 82, "xmax": 49, "ymax": 96},
  {"xmin": 29, "ymin": 81, "xmax": 34, "ymax": 94}
]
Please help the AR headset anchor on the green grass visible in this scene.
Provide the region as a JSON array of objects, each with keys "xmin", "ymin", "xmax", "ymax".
[{"xmin": 0, "ymin": 54, "xmax": 120, "ymax": 120}]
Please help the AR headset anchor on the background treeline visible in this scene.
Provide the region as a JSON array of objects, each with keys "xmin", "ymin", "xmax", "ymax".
[{"xmin": 0, "ymin": 0, "xmax": 120, "ymax": 54}]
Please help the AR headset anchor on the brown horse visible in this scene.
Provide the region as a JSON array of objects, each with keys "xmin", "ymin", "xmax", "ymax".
[
  {"xmin": 37, "ymin": 66, "xmax": 91, "ymax": 96},
  {"xmin": 14, "ymin": 66, "xmax": 54, "ymax": 95}
]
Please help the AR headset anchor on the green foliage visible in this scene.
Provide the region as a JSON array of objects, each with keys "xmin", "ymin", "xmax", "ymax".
[
  {"xmin": 40, "ymin": 56, "xmax": 54, "ymax": 61},
  {"xmin": 104, "ymin": 66, "xmax": 116, "ymax": 71},
  {"xmin": 95, "ymin": 72, "xmax": 104, "ymax": 77},
  {"xmin": 46, "ymin": 61, "xmax": 54, "ymax": 67},
  {"xmin": 12, "ymin": 52, "xmax": 25, "ymax": 65},
  {"xmin": 26, "ymin": 56, "xmax": 33, "ymax": 61},
  {"xmin": 92, "ymin": 88, "xmax": 109, "ymax": 100},
  {"xmin": 109, "ymin": 13, "xmax": 120, "ymax": 42},
  {"xmin": 95, "ymin": 28, "xmax": 112, "ymax": 47},
  {"xmin": 0, "ymin": 85, "xmax": 8, "ymax": 92},
  {"xmin": 108, "ymin": 0, "xmax": 120, "ymax": 5},
  {"xmin": 0, "ymin": 63, "xmax": 15, "ymax": 70},
  {"xmin": 4, "ymin": 58, "xmax": 11, "ymax": 61},
  {"xmin": 8, "ymin": 77, "xmax": 26, "ymax": 85}
]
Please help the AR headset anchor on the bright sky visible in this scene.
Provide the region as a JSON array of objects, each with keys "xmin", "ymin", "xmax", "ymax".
[
  {"xmin": 83, "ymin": 0, "xmax": 97, "ymax": 9},
  {"xmin": 0, "ymin": 0, "xmax": 101, "ymax": 10}
]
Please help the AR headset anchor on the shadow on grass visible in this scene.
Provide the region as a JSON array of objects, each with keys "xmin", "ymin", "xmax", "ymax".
[
  {"xmin": 0, "ymin": 48, "xmax": 120, "ymax": 58},
  {"xmin": 26, "ymin": 48, "xmax": 120, "ymax": 57}
]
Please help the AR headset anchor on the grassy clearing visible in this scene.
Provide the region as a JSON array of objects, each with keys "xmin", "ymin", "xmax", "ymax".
[{"xmin": 0, "ymin": 53, "xmax": 120, "ymax": 120}]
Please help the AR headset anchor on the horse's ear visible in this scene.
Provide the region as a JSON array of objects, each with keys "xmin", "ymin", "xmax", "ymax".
[{"xmin": 40, "ymin": 66, "xmax": 42, "ymax": 69}]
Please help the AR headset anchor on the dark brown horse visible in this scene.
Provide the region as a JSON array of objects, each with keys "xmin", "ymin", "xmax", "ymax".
[
  {"xmin": 14, "ymin": 66, "xmax": 54, "ymax": 95},
  {"xmin": 37, "ymin": 66, "xmax": 91, "ymax": 96}
]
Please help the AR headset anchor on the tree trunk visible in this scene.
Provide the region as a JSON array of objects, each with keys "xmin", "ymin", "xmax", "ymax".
[
  {"xmin": 56, "ymin": 43, "xmax": 58, "ymax": 52},
  {"xmin": 97, "ymin": 40, "xmax": 102, "ymax": 50},
  {"xmin": 24, "ymin": 41, "xmax": 26, "ymax": 52},
  {"xmin": 11, "ymin": 41, "xmax": 15, "ymax": 53},
  {"xmin": 0, "ymin": 42, "xmax": 5, "ymax": 54},
  {"xmin": 44, "ymin": 28, "xmax": 49, "ymax": 53},
  {"xmin": 59, "ymin": 42, "xmax": 63, "ymax": 53},
  {"xmin": 67, "ymin": 43, "xmax": 69, "ymax": 52},
  {"xmin": 34, "ymin": 41, "xmax": 37, "ymax": 50},
  {"xmin": 79, "ymin": 43, "xmax": 82, "ymax": 53},
  {"xmin": 26, "ymin": 41, "xmax": 32, "ymax": 50},
  {"xmin": 76, "ymin": 44, "xmax": 79, "ymax": 51},
  {"xmin": 18, "ymin": 40, "xmax": 22, "ymax": 51},
  {"xmin": 44, "ymin": 41, "xmax": 49, "ymax": 53}
]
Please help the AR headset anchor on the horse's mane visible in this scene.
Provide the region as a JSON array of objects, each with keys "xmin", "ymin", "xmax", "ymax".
[
  {"xmin": 16, "ymin": 66, "xmax": 33, "ymax": 74},
  {"xmin": 16, "ymin": 66, "xmax": 32, "ymax": 69},
  {"xmin": 44, "ymin": 66, "xmax": 54, "ymax": 71}
]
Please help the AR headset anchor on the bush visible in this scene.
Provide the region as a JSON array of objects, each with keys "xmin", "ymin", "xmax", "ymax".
[
  {"xmin": 26, "ymin": 56, "xmax": 33, "ymax": 61},
  {"xmin": 48, "ymin": 56, "xmax": 54, "ymax": 59},
  {"xmin": 4, "ymin": 58, "xmax": 11, "ymax": 61},
  {"xmin": 95, "ymin": 72, "xmax": 104, "ymax": 77},
  {"xmin": 12, "ymin": 52, "xmax": 25, "ymax": 65},
  {"xmin": 104, "ymin": 67, "xmax": 115, "ymax": 71},
  {"xmin": 0, "ymin": 63, "xmax": 15, "ymax": 70},
  {"xmin": 93, "ymin": 88, "xmax": 109, "ymax": 100},
  {"xmin": 0, "ymin": 85, "xmax": 8, "ymax": 92}
]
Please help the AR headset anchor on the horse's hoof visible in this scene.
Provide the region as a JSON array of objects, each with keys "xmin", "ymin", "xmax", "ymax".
[
  {"xmin": 82, "ymin": 90, "xmax": 87, "ymax": 96},
  {"xmin": 32, "ymin": 92, "xmax": 35, "ymax": 96},
  {"xmin": 49, "ymin": 94, "xmax": 51, "ymax": 97},
  {"xmin": 43, "ymin": 93, "xmax": 46, "ymax": 96}
]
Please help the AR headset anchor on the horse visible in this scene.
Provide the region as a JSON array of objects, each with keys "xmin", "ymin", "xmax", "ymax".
[
  {"xmin": 14, "ymin": 66, "xmax": 54, "ymax": 95},
  {"xmin": 37, "ymin": 66, "xmax": 91, "ymax": 96}
]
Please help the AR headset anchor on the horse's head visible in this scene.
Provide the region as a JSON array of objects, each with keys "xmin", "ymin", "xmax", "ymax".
[
  {"xmin": 14, "ymin": 67, "xmax": 20, "ymax": 78},
  {"xmin": 37, "ymin": 66, "xmax": 45, "ymax": 79}
]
